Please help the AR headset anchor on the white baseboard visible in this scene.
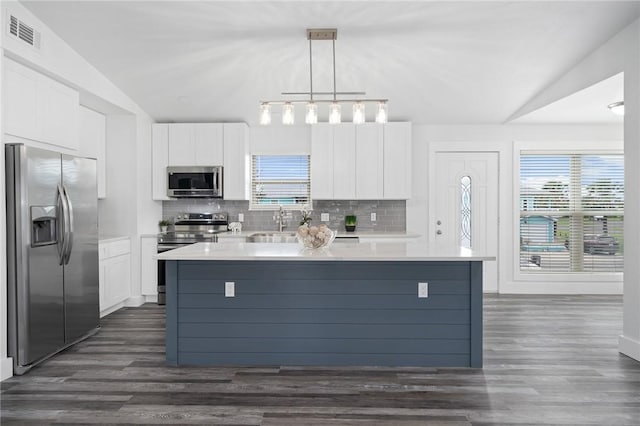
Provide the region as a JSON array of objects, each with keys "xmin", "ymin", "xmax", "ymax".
[
  {"xmin": 144, "ymin": 295, "xmax": 158, "ymax": 303},
  {"xmin": 124, "ymin": 295, "xmax": 146, "ymax": 307},
  {"xmin": 618, "ymin": 335, "xmax": 640, "ymax": 361},
  {"xmin": 1, "ymin": 356, "xmax": 13, "ymax": 381}
]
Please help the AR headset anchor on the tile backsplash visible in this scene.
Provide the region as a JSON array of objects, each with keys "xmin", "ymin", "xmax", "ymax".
[{"xmin": 162, "ymin": 200, "xmax": 406, "ymax": 233}]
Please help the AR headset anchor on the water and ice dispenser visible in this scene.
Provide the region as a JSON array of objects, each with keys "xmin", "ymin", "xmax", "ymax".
[{"xmin": 30, "ymin": 206, "xmax": 57, "ymax": 247}]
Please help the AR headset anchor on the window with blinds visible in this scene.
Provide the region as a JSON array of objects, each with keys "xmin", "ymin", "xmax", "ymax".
[
  {"xmin": 520, "ymin": 154, "xmax": 624, "ymax": 273},
  {"xmin": 250, "ymin": 155, "xmax": 311, "ymax": 210}
]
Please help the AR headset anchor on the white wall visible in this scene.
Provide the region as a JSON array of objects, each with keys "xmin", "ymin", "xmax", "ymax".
[
  {"xmin": 0, "ymin": 1, "xmax": 161, "ymax": 380},
  {"xmin": 408, "ymin": 124, "xmax": 624, "ymax": 295}
]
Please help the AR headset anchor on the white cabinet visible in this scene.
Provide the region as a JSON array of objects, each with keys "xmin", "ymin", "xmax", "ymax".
[
  {"xmin": 333, "ymin": 125, "xmax": 356, "ymax": 199},
  {"xmin": 152, "ymin": 124, "xmax": 169, "ymax": 200},
  {"xmin": 223, "ymin": 123, "xmax": 250, "ymax": 200},
  {"xmin": 4, "ymin": 58, "xmax": 79, "ymax": 151},
  {"xmin": 310, "ymin": 124, "xmax": 334, "ymax": 199},
  {"xmin": 153, "ymin": 122, "xmax": 249, "ymax": 201},
  {"xmin": 312, "ymin": 123, "xmax": 387, "ymax": 200},
  {"xmin": 99, "ymin": 239, "xmax": 131, "ymax": 316},
  {"xmin": 79, "ymin": 106, "xmax": 107, "ymax": 198},
  {"xmin": 311, "ymin": 124, "xmax": 356, "ymax": 200},
  {"xmin": 168, "ymin": 123, "xmax": 223, "ymax": 166},
  {"xmin": 383, "ymin": 122, "xmax": 412, "ymax": 199},
  {"xmin": 140, "ymin": 236, "xmax": 158, "ymax": 298},
  {"xmin": 355, "ymin": 124, "xmax": 384, "ymax": 199}
]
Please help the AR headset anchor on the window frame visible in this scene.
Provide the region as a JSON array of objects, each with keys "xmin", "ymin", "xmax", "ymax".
[
  {"xmin": 514, "ymin": 147, "xmax": 624, "ymax": 282},
  {"xmin": 249, "ymin": 154, "xmax": 312, "ymax": 211}
]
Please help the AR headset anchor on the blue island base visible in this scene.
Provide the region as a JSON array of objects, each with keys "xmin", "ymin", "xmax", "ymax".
[{"xmin": 165, "ymin": 260, "xmax": 483, "ymax": 368}]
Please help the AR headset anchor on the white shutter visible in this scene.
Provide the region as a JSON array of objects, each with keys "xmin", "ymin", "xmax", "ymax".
[
  {"xmin": 519, "ymin": 154, "xmax": 624, "ymax": 273},
  {"xmin": 250, "ymin": 155, "xmax": 311, "ymax": 210}
]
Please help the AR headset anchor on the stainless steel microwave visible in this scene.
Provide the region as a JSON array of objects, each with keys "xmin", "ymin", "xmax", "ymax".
[{"xmin": 167, "ymin": 166, "xmax": 223, "ymax": 198}]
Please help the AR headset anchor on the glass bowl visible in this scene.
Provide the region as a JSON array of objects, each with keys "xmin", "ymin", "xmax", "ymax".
[{"xmin": 296, "ymin": 224, "xmax": 336, "ymax": 249}]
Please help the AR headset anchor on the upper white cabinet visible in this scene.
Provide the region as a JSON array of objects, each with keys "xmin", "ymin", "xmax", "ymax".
[
  {"xmin": 310, "ymin": 124, "xmax": 334, "ymax": 199},
  {"xmin": 4, "ymin": 58, "xmax": 79, "ymax": 151},
  {"xmin": 333, "ymin": 125, "xmax": 357, "ymax": 199},
  {"xmin": 312, "ymin": 123, "xmax": 406, "ymax": 200},
  {"xmin": 168, "ymin": 123, "xmax": 223, "ymax": 166},
  {"xmin": 79, "ymin": 106, "xmax": 107, "ymax": 198},
  {"xmin": 223, "ymin": 123, "xmax": 250, "ymax": 200},
  {"xmin": 311, "ymin": 124, "xmax": 356, "ymax": 200},
  {"xmin": 355, "ymin": 124, "xmax": 384, "ymax": 199},
  {"xmin": 152, "ymin": 124, "xmax": 169, "ymax": 200},
  {"xmin": 383, "ymin": 122, "xmax": 412, "ymax": 199},
  {"xmin": 152, "ymin": 122, "xmax": 249, "ymax": 201}
]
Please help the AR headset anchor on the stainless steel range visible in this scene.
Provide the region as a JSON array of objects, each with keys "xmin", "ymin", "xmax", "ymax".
[{"xmin": 157, "ymin": 212, "xmax": 228, "ymax": 304}]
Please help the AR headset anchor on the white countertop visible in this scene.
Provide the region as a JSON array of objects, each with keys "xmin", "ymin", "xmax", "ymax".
[
  {"xmin": 157, "ymin": 241, "xmax": 494, "ymax": 262},
  {"xmin": 216, "ymin": 231, "xmax": 420, "ymax": 239}
]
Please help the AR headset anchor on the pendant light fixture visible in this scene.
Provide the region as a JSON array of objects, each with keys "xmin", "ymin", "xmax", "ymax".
[
  {"xmin": 260, "ymin": 28, "xmax": 388, "ymax": 125},
  {"xmin": 607, "ymin": 101, "xmax": 624, "ymax": 116}
]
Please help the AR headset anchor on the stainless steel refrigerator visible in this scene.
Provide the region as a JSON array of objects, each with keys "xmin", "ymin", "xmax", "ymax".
[{"xmin": 6, "ymin": 144, "xmax": 99, "ymax": 375}]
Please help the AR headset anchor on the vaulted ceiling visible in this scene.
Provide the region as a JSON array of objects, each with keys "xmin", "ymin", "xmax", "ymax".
[{"xmin": 21, "ymin": 1, "xmax": 640, "ymax": 125}]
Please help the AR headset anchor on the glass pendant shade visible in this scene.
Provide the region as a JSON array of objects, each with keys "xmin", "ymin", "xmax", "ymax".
[
  {"xmin": 608, "ymin": 101, "xmax": 624, "ymax": 116},
  {"xmin": 259, "ymin": 103, "xmax": 271, "ymax": 125},
  {"xmin": 282, "ymin": 103, "xmax": 295, "ymax": 125},
  {"xmin": 329, "ymin": 102, "xmax": 342, "ymax": 124},
  {"xmin": 305, "ymin": 102, "xmax": 318, "ymax": 124},
  {"xmin": 375, "ymin": 102, "xmax": 388, "ymax": 124},
  {"xmin": 352, "ymin": 102, "xmax": 365, "ymax": 124}
]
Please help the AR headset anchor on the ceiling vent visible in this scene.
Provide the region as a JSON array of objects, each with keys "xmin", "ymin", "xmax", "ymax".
[{"xmin": 8, "ymin": 15, "xmax": 41, "ymax": 49}]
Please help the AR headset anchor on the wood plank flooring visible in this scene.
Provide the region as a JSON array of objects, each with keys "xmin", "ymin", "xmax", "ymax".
[{"xmin": 1, "ymin": 295, "xmax": 639, "ymax": 425}]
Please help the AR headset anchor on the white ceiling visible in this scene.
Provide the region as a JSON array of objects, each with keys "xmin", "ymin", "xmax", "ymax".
[{"xmin": 21, "ymin": 1, "xmax": 640, "ymax": 125}]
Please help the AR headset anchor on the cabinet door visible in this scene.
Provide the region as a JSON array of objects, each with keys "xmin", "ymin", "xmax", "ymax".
[
  {"xmin": 223, "ymin": 123, "xmax": 250, "ymax": 200},
  {"xmin": 152, "ymin": 124, "xmax": 170, "ymax": 200},
  {"xmin": 383, "ymin": 122, "xmax": 412, "ymax": 199},
  {"xmin": 140, "ymin": 236, "xmax": 158, "ymax": 296},
  {"xmin": 168, "ymin": 124, "xmax": 195, "ymax": 166},
  {"xmin": 310, "ymin": 124, "xmax": 334, "ymax": 199},
  {"xmin": 332, "ymin": 124, "xmax": 356, "ymax": 200},
  {"xmin": 41, "ymin": 79, "xmax": 79, "ymax": 151},
  {"xmin": 103, "ymin": 255, "xmax": 131, "ymax": 308},
  {"xmin": 355, "ymin": 124, "xmax": 384, "ymax": 199},
  {"xmin": 79, "ymin": 106, "xmax": 107, "ymax": 198},
  {"xmin": 194, "ymin": 124, "xmax": 224, "ymax": 166},
  {"xmin": 4, "ymin": 59, "xmax": 40, "ymax": 141}
]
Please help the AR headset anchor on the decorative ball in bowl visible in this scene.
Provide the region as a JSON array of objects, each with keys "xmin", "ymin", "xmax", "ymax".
[{"xmin": 296, "ymin": 224, "xmax": 336, "ymax": 249}]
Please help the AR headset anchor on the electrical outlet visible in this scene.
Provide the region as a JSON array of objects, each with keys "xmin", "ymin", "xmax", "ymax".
[
  {"xmin": 418, "ymin": 282, "xmax": 429, "ymax": 298},
  {"xmin": 225, "ymin": 282, "xmax": 235, "ymax": 297},
  {"xmin": 238, "ymin": 213, "xmax": 244, "ymax": 222},
  {"xmin": 321, "ymin": 213, "xmax": 330, "ymax": 222},
  {"xmin": 371, "ymin": 212, "xmax": 377, "ymax": 222}
]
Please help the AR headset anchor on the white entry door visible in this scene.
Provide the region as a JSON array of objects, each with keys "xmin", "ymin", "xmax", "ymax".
[{"xmin": 432, "ymin": 152, "xmax": 499, "ymax": 292}]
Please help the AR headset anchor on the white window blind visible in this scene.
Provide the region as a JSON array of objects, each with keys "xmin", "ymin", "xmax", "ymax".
[
  {"xmin": 250, "ymin": 155, "xmax": 311, "ymax": 210},
  {"xmin": 520, "ymin": 154, "xmax": 623, "ymax": 273}
]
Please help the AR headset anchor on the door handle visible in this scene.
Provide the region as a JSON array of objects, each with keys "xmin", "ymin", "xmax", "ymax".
[
  {"xmin": 436, "ymin": 230, "xmax": 442, "ymax": 235},
  {"xmin": 56, "ymin": 184, "xmax": 67, "ymax": 265},
  {"xmin": 436, "ymin": 220, "xmax": 442, "ymax": 225},
  {"xmin": 62, "ymin": 185, "xmax": 74, "ymax": 264}
]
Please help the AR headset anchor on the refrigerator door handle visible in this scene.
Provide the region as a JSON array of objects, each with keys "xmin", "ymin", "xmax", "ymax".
[
  {"xmin": 56, "ymin": 184, "xmax": 68, "ymax": 265},
  {"xmin": 62, "ymin": 185, "xmax": 74, "ymax": 264}
]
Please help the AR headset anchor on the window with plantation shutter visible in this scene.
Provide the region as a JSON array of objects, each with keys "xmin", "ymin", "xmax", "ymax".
[
  {"xmin": 250, "ymin": 155, "xmax": 311, "ymax": 210},
  {"xmin": 520, "ymin": 154, "xmax": 624, "ymax": 273}
]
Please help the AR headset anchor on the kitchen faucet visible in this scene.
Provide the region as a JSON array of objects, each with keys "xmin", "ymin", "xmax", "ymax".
[{"xmin": 275, "ymin": 206, "xmax": 287, "ymax": 232}]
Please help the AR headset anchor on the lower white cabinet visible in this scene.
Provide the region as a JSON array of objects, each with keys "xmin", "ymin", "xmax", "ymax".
[
  {"xmin": 99, "ymin": 238, "xmax": 131, "ymax": 316},
  {"xmin": 140, "ymin": 236, "xmax": 158, "ymax": 299}
]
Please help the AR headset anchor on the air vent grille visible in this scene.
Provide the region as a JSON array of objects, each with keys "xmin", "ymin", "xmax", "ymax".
[
  {"xmin": 9, "ymin": 15, "xmax": 17, "ymax": 36},
  {"xmin": 7, "ymin": 15, "xmax": 40, "ymax": 49}
]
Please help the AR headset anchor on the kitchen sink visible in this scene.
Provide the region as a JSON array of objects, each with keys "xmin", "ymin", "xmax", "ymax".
[{"xmin": 247, "ymin": 232, "xmax": 298, "ymax": 243}]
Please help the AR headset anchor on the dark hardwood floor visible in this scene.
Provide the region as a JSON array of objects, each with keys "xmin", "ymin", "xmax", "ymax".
[{"xmin": 1, "ymin": 295, "xmax": 639, "ymax": 425}]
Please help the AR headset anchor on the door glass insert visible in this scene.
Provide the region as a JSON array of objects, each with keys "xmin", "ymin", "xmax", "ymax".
[{"xmin": 460, "ymin": 176, "xmax": 472, "ymax": 248}]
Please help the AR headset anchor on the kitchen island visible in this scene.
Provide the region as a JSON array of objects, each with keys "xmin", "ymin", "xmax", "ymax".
[{"xmin": 158, "ymin": 242, "xmax": 493, "ymax": 368}]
